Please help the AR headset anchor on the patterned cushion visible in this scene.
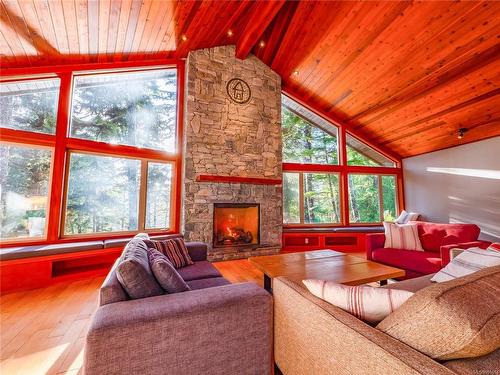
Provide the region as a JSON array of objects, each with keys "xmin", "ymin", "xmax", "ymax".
[
  {"xmin": 143, "ymin": 237, "xmax": 194, "ymax": 268},
  {"xmin": 431, "ymin": 246, "xmax": 500, "ymax": 282},
  {"xmin": 302, "ymin": 279, "xmax": 413, "ymax": 324},
  {"xmin": 116, "ymin": 239, "xmax": 164, "ymax": 299},
  {"xmin": 488, "ymin": 243, "xmax": 500, "ymax": 251},
  {"xmin": 147, "ymin": 248, "xmax": 191, "ymax": 293},
  {"xmin": 383, "ymin": 222, "xmax": 423, "ymax": 251},
  {"xmin": 378, "ymin": 265, "xmax": 500, "ymax": 360}
]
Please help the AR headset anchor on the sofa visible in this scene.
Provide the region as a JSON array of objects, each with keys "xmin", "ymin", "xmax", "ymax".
[
  {"xmin": 366, "ymin": 221, "xmax": 490, "ymax": 279},
  {"xmin": 273, "ymin": 267, "xmax": 500, "ymax": 375},
  {"xmin": 84, "ymin": 236, "xmax": 273, "ymax": 375}
]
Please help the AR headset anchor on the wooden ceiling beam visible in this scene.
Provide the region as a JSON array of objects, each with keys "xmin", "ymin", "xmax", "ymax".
[{"xmin": 235, "ymin": 0, "xmax": 285, "ymax": 60}]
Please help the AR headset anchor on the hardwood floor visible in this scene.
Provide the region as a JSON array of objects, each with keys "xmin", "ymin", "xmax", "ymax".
[{"xmin": 0, "ymin": 259, "xmax": 263, "ymax": 375}]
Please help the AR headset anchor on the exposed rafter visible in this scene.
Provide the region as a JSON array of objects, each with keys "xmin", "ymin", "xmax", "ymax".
[{"xmin": 235, "ymin": 0, "xmax": 285, "ymax": 60}]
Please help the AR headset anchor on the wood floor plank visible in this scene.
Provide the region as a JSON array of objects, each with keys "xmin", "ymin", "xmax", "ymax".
[{"xmin": 1, "ymin": 261, "xmax": 264, "ymax": 374}]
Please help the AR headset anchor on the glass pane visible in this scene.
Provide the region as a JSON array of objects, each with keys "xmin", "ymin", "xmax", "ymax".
[
  {"xmin": 303, "ymin": 173, "xmax": 341, "ymax": 224},
  {"xmin": 348, "ymin": 174, "xmax": 380, "ymax": 223},
  {"xmin": 382, "ymin": 175, "xmax": 397, "ymax": 221},
  {"xmin": 282, "ymin": 95, "xmax": 338, "ymax": 165},
  {"xmin": 146, "ymin": 162, "xmax": 172, "ymax": 229},
  {"xmin": 70, "ymin": 69, "xmax": 177, "ymax": 152},
  {"xmin": 0, "ymin": 78, "xmax": 60, "ymax": 134},
  {"xmin": 346, "ymin": 133, "xmax": 395, "ymax": 167},
  {"xmin": 0, "ymin": 144, "xmax": 52, "ymax": 240},
  {"xmin": 283, "ymin": 173, "xmax": 300, "ymax": 224},
  {"xmin": 64, "ymin": 153, "xmax": 140, "ymax": 235}
]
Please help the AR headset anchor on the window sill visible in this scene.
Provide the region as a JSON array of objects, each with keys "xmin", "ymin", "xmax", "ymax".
[{"xmin": 282, "ymin": 226, "xmax": 384, "ymax": 233}]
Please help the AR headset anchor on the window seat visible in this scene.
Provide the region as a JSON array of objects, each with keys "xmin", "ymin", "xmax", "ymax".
[
  {"xmin": 0, "ymin": 241, "xmax": 104, "ymax": 261},
  {"xmin": 0, "ymin": 234, "xmax": 179, "ymax": 261},
  {"xmin": 283, "ymin": 226, "xmax": 384, "ymax": 233}
]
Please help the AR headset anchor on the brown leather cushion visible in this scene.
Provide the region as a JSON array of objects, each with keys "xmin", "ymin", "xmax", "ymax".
[{"xmin": 377, "ymin": 265, "xmax": 500, "ymax": 360}]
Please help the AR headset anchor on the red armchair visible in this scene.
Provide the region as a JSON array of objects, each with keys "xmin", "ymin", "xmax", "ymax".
[{"xmin": 366, "ymin": 222, "xmax": 491, "ymax": 279}]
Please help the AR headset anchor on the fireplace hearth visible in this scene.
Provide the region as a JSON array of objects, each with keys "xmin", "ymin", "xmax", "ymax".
[{"xmin": 213, "ymin": 203, "xmax": 260, "ymax": 248}]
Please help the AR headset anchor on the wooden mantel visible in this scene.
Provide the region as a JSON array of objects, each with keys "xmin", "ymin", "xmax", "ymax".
[{"xmin": 196, "ymin": 175, "xmax": 282, "ymax": 185}]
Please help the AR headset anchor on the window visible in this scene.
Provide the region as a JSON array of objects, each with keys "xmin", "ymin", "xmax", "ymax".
[
  {"xmin": 283, "ymin": 173, "xmax": 300, "ymax": 224},
  {"xmin": 348, "ymin": 174, "xmax": 380, "ymax": 223},
  {"xmin": 0, "ymin": 65, "xmax": 182, "ymax": 244},
  {"xmin": 70, "ymin": 70, "xmax": 177, "ymax": 152},
  {"xmin": 282, "ymin": 94, "xmax": 338, "ymax": 165},
  {"xmin": 0, "ymin": 143, "xmax": 52, "ymax": 240},
  {"xmin": 64, "ymin": 153, "xmax": 141, "ymax": 235},
  {"xmin": 348, "ymin": 174, "xmax": 398, "ymax": 224},
  {"xmin": 146, "ymin": 162, "xmax": 173, "ymax": 229},
  {"xmin": 304, "ymin": 173, "xmax": 340, "ymax": 224},
  {"xmin": 346, "ymin": 133, "xmax": 395, "ymax": 167},
  {"xmin": 283, "ymin": 172, "xmax": 340, "ymax": 225},
  {"xmin": 281, "ymin": 94, "xmax": 401, "ymax": 226},
  {"xmin": 0, "ymin": 78, "xmax": 60, "ymax": 134}
]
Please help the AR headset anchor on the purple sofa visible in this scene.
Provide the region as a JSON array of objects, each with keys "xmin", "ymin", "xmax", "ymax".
[{"xmin": 84, "ymin": 238, "xmax": 273, "ymax": 375}]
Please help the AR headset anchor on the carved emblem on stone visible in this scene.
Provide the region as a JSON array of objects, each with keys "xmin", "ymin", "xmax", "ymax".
[{"xmin": 226, "ymin": 78, "xmax": 251, "ymax": 104}]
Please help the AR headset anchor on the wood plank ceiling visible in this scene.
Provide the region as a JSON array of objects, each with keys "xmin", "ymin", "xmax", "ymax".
[{"xmin": 1, "ymin": 0, "xmax": 499, "ymax": 157}]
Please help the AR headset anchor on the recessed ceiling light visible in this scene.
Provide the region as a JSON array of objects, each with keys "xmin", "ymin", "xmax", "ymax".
[
  {"xmin": 181, "ymin": 34, "xmax": 187, "ymax": 42},
  {"xmin": 259, "ymin": 40, "xmax": 265, "ymax": 48},
  {"xmin": 227, "ymin": 29, "xmax": 233, "ymax": 37},
  {"xmin": 292, "ymin": 70, "xmax": 299, "ymax": 76}
]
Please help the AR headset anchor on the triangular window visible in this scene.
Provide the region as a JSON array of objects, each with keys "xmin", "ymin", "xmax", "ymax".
[{"xmin": 346, "ymin": 133, "xmax": 395, "ymax": 167}]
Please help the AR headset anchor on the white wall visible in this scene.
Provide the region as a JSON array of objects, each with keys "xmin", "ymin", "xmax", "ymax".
[{"xmin": 403, "ymin": 137, "xmax": 500, "ymax": 242}]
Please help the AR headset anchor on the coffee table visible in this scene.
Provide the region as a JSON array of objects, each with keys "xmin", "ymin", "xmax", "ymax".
[{"xmin": 248, "ymin": 249, "xmax": 405, "ymax": 293}]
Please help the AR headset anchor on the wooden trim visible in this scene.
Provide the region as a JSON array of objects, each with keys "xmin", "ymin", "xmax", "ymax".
[
  {"xmin": 197, "ymin": 175, "xmax": 282, "ymax": 185},
  {"xmin": 0, "ymin": 59, "xmax": 182, "ymax": 77},
  {"xmin": 138, "ymin": 161, "xmax": 148, "ymax": 231},
  {"xmin": 47, "ymin": 72, "xmax": 72, "ymax": 241},
  {"xmin": 173, "ymin": 61, "xmax": 186, "ymax": 233},
  {"xmin": 0, "ymin": 128, "xmax": 56, "ymax": 147}
]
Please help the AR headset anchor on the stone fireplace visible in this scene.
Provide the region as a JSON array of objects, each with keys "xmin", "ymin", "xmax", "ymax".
[
  {"xmin": 182, "ymin": 45, "xmax": 282, "ymax": 261},
  {"xmin": 213, "ymin": 203, "xmax": 260, "ymax": 248}
]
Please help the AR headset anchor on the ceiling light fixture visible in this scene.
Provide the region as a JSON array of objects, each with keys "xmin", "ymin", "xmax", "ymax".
[
  {"xmin": 292, "ymin": 70, "xmax": 299, "ymax": 76},
  {"xmin": 259, "ymin": 40, "xmax": 265, "ymax": 48},
  {"xmin": 181, "ymin": 34, "xmax": 188, "ymax": 42},
  {"xmin": 227, "ymin": 29, "xmax": 233, "ymax": 37},
  {"xmin": 457, "ymin": 127, "xmax": 468, "ymax": 139}
]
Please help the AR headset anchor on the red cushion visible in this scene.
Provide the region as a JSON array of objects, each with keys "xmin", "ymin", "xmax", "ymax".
[
  {"xmin": 414, "ymin": 222, "xmax": 481, "ymax": 252},
  {"xmin": 489, "ymin": 243, "xmax": 500, "ymax": 251},
  {"xmin": 371, "ymin": 248, "xmax": 442, "ymax": 275}
]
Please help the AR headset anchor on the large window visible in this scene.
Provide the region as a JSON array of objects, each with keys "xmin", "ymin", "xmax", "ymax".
[
  {"xmin": 70, "ymin": 70, "xmax": 177, "ymax": 151},
  {"xmin": 282, "ymin": 94, "xmax": 401, "ymax": 226},
  {"xmin": 0, "ymin": 65, "xmax": 181, "ymax": 244}
]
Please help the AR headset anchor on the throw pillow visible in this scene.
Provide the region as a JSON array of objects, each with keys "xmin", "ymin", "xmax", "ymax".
[
  {"xmin": 488, "ymin": 243, "xmax": 500, "ymax": 251},
  {"xmin": 144, "ymin": 237, "xmax": 194, "ymax": 268},
  {"xmin": 431, "ymin": 247, "xmax": 500, "ymax": 282},
  {"xmin": 147, "ymin": 248, "xmax": 191, "ymax": 293},
  {"xmin": 116, "ymin": 239, "xmax": 164, "ymax": 299},
  {"xmin": 377, "ymin": 265, "xmax": 500, "ymax": 360},
  {"xmin": 383, "ymin": 222, "xmax": 423, "ymax": 251},
  {"xmin": 395, "ymin": 210, "xmax": 420, "ymax": 224},
  {"xmin": 302, "ymin": 279, "xmax": 413, "ymax": 324}
]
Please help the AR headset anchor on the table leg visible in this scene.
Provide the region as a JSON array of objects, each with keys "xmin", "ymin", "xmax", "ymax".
[
  {"xmin": 264, "ymin": 274, "xmax": 272, "ymax": 293},
  {"xmin": 379, "ymin": 279, "xmax": 388, "ymax": 286}
]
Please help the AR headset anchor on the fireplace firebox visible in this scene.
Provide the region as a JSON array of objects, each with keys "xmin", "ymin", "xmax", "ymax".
[{"xmin": 213, "ymin": 203, "xmax": 260, "ymax": 248}]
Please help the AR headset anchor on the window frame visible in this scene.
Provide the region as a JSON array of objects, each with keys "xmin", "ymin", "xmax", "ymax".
[
  {"xmin": 281, "ymin": 91, "xmax": 404, "ymax": 227},
  {"xmin": 0, "ymin": 60, "xmax": 185, "ymax": 247}
]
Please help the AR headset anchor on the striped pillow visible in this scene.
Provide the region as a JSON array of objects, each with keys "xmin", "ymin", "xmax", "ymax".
[
  {"xmin": 383, "ymin": 222, "xmax": 423, "ymax": 251},
  {"xmin": 303, "ymin": 279, "xmax": 413, "ymax": 324},
  {"xmin": 431, "ymin": 247, "xmax": 500, "ymax": 283},
  {"xmin": 145, "ymin": 238, "xmax": 194, "ymax": 268}
]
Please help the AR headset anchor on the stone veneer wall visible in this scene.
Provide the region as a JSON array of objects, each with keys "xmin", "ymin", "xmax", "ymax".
[{"xmin": 183, "ymin": 45, "xmax": 282, "ymax": 261}]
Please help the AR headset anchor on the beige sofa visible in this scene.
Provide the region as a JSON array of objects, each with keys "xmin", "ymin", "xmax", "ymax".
[{"xmin": 273, "ymin": 271, "xmax": 499, "ymax": 375}]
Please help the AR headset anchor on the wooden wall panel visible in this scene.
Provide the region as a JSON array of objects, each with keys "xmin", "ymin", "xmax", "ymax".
[{"xmin": 1, "ymin": 0, "xmax": 499, "ymax": 157}]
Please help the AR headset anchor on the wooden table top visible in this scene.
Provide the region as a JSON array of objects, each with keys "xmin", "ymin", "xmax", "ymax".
[{"xmin": 248, "ymin": 249, "xmax": 405, "ymax": 286}]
